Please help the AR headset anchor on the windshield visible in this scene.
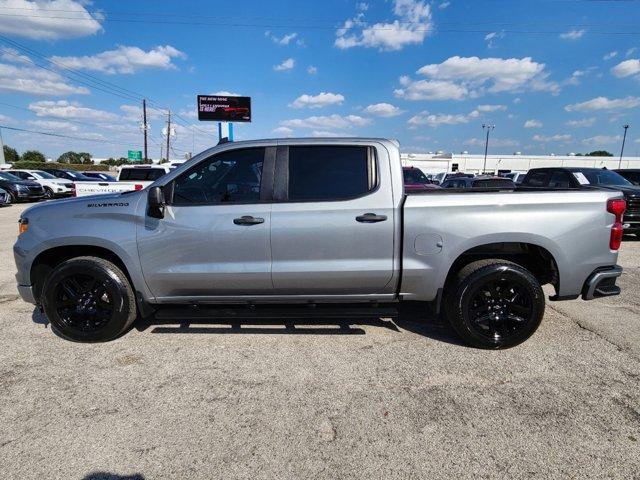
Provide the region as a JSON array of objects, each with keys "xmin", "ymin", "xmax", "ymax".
[
  {"xmin": 32, "ymin": 170, "xmax": 57, "ymax": 179},
  {"xmin": 0, "ymin": 172, "xmax": 21, "ymax": 181},
  {"xmin": 578, "ymin": 169, "xmax": 632, "ymax": 187},
  {"xmin": 403, "ymin": 169, "xmax": 428, "ymax": 184}
]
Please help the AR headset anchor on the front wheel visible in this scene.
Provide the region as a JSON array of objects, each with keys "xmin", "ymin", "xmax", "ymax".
[
  {"xmin": 41, "ymin": 256, "xmax": 137, "ymax": 342},
  {"xmin": 43, "ymin": 187, "xmax": 54, "ymax": 199},
  {"xmin": 445, "ymin": 259, "xmax": 545, "ymax": 349}
]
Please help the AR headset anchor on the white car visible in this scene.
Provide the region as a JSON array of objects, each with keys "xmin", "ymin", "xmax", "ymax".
[
  {"xmin": 74, "ymin": 164, "xmax": 171, "ymax": 197},
  {"xmin": 7, "ymin": 169, "xmax": 75, "ymax": 199}
]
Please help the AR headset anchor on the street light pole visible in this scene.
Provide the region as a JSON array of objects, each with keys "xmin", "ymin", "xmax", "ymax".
[
  {"xmin": 482, "ymin": 124, "xmax": 495, "ymax": 174},
  {"xmin": 619, "ymin": 124, "xmax": 629, "ymax": 169}
]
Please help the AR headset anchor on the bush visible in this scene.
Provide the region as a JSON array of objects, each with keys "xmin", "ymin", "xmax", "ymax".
[{"xmin": 10, "ymin": 161, "xmax": 110, "ymax": 171}]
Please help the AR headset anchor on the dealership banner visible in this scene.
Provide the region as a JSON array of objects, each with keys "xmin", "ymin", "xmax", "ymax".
[{"xmin": 197, "ymin": 95, "xmax": 251, "ymax": 122}]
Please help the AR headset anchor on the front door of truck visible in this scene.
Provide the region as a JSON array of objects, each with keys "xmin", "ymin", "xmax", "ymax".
[
  {"xmin": 270, "ymin": 144, "xmax": 396, "ymax": 295},
  {"xmin": 137, "ymin": 147, "xmax": 274, "ymax": 300}
]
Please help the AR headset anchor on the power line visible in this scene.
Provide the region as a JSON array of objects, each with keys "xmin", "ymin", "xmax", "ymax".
[{"xmin": 0, "ymin": 124, "xmax": 145, "ymax": 148}]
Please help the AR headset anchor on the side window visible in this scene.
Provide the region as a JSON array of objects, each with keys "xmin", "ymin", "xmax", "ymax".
[
  {"xmin": 172, "ymin": 148, "xmax": 265, "ymax": 205},
  {"xmin": 524, "ymin": 171, "xmax": 549, "ymax": 187},
  {"xmin": 287, "ymin": 146, "xmax": 375, "ymax": 201},
  {"xmin": 548, "ymin": 171, "xmax": 572, "ymax": 188}
]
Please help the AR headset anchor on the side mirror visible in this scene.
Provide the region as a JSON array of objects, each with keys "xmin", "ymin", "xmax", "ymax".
[{"xmin": 147, "ymin": 186, "xmax": 165, "ymax": 219}]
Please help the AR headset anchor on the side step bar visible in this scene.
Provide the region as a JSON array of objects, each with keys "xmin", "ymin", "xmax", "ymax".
[{"xmin": 154, "ymin": 304, "xmax": 398, "ymax": 321}]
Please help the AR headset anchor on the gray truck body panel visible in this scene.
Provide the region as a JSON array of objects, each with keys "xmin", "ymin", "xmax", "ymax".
[{"xmin": 14, "ymin": 138, "xmax": 620, "ymax": 306}]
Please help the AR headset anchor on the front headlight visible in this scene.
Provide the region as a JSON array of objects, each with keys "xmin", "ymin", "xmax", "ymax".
[
  {"xmin": 18, "ymin": 217, "xmax": 28, "ymax": 235},
  {"xmin": 17, "ymin": 184, "xmax": 28, "ymax": 191}
]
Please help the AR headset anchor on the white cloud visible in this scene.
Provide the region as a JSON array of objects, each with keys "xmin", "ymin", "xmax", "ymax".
[
  {"xmin": 363, "ymin": 103, "xmax": 404, "ymax": 117},
  {"xmin": 0, "ymin": 47, "xmax": 30, "ymax": 64},
  {"xmin": 565, "ymin": 117, "xmax": 595, "ymax": 127},
  {"xmin": 582, "ymin": 135, "xmax": 622, "ymax": 145},
  {"xmin": 611, "ymin": 59, "xmax": 640, "ymax": 78},
  {"xmin": 0, "ymin": 62, "xmax": 88, "ymax": 95},
  {"xmin": 272, "ymin": 126, "xmax": 294, "ymax": 136},
  {"xmin": 603, "ymin": 51, "xmax": 618, "ymax": 60},
  {"xmin": 564, "ymin": 69, "xmax": 587, "ymax": 86},
  {"xmin": 290, "ymin": 92, "xmax": 345, "ymax": 109},
  {"xmin": 559, "ymin": 29, "xmax": 585, "ymax": 40},
  {"xmin": 29, "ymin": 100, "xmax": 118, "ymax": 121},
  {"xmin": 265, "ymin": 31, "xmax": 299, "ymax": 45},
  {"xmin": 396, "ymin": 56, "xmax": 559, "ymax": 100},
  {"xmin": 356, "ymin": 2, "xmax": 369, "ymax": 11},
  {"xmin": 120, "ymin": 104, "xmax": 163, "ymax": 121},
  {"xmin": 274, "ymin": 58, "xmax": 295, "ymax": 71},
  {"xmin": 0, "ymin": 0, "xmax": 102, "ymax": 40},
  {"xmin": 438, "ymin": 1, "xmax": 450, "ymax": 9},
  {"xmin": 50, "ymin": 45, "xmax": 186, "ymax": 75},
  {"xmin": 627, "ymin": 47, "xmax": 638, "ymax": 57},
  {"xmin": 335, "ymin": 0, "xmax": 433, "ymax": 51},
  {"xmin": 464, "ymin": 137, "xmax": 518, "ymax": 147},
  {"xmin": 532, "ymin": 134, "xmax": 572, "ymax": 142},
  {"xmin": 312, "ymin": 130, "xmax": 345, "ymax": 137},
  {"xmin": 524, "ymin": 119, "xmax": 542, "ymax": 128},
  {"xmin": 212, "ymin": 90, "xmax": 242, "ymax": 96},
  {"xmin": 407, "ymin": 110, "xmax": 479, "ymax": 127},
  {"xmin": 477, "ymin": 104, "xmax": 506, "ymax": 112},
  {"xmin": 307, "ymin": 65, "xmax": 317, "ymax": 75},
  {"xmin": 27, "ymin": 119, "xmax": 79, "ymax": 132},
  {"xmin": 484, "ymin": 31, "xmax": 504, "ymax": 48},
  {"xmin": 565, "ymin": 96, "xmax": 640, "ymax": 112},
  {"xmin": 280, "ymin": 114, "xmax": 371, "ymax": 130}
]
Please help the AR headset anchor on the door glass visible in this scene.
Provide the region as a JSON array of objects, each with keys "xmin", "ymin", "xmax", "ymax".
[
  {"xmin": 548, "ymin": 171, "xmax": 572, "ymax": 188},
  {"xmin": 172, "ymin": 148, "xmax": 264, "ymax": 205},
  {"xmin": 288, "ymin": 146, "xmax": 372, "ymax": 201}
]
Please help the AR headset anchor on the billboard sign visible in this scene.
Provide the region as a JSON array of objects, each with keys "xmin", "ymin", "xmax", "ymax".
[{"xmin": 197, "ymin": 95, "xmax": 251, "ymax": 122}]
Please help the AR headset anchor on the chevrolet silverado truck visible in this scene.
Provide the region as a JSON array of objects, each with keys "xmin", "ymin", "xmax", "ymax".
[
  {"xmin": 74, "ymin": 165, "xmax": 171, "ymax": 197},
  {"xmin": 13, "ymin": 138, "xmax": 625, "ymax": 348}
]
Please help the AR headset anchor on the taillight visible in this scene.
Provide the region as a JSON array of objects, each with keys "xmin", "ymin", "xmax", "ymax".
[
  {"xmin": 135, "ymin": 184, "xmax": 143, "ymax": 191},
  {"xmin": 607, "ymin": 198, "xmax": 626, "ymax": 250}
]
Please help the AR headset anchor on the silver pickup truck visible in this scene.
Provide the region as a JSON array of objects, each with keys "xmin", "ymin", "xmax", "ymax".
[{"xmin": 13, "ymin": 138, "xmax": 625, "ymax": 348}]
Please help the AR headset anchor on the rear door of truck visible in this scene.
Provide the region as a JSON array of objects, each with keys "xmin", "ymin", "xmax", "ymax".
[{"xmin": 269, "ymin": 143, "xmax": 396, "ymax": 295}]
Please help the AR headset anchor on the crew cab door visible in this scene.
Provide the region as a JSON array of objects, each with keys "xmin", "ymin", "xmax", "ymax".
[
  {"xmin": 270, "ymin": 143, "xmax": 396, "ymax": 295},
  {"xmin": 136, "ymin": 146, "xmax": 274, "ymax": 300}
]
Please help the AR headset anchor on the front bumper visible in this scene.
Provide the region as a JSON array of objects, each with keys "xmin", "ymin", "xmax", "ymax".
[
  {"xmin": 17, "ymin": 284, "xmax": 36, "ymax": 304},
  {"xmin": 582, "ymin": 265, "xmax": 623, "ymax": 300}
]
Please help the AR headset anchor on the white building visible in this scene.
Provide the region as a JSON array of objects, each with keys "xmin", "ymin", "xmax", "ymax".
[{"xmin": 401, "ymin": 152, "xmax": 640, "ymax": 175}]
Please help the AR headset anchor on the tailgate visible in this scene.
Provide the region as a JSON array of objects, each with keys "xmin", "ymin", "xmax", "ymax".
[{"xmin": 74, "ymin": 181, "xmax": 148, "ymax": 197}]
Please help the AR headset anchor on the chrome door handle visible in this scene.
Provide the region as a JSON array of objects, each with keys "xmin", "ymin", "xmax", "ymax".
[
  {"xmin": 356, "ymin": 213, "xmax": 387, "ymax": 223},
  {"xmin": 233, "ymin": 216, "xmax": 265, "ymax": 226}
]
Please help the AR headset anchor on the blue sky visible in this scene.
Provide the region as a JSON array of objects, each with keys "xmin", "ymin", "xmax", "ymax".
[{"xmin": 0, "ymin": 0, "xmax": 639, "ymax": 159}]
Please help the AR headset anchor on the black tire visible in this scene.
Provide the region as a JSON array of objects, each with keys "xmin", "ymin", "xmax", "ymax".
[
  {"xmin": 445, "ymin": 259, "xmax": 545, "ymax": 349},
  {"xmin": 41, "ymin": 256, "xmax": 137, "ymax": 342},
  {"xmin": 43, "ymin": 187, "xmax": 54, "ymax": 199},
  {"xmin": 8, "ymin": 191, "xmax": 16, "ymax": 203}
]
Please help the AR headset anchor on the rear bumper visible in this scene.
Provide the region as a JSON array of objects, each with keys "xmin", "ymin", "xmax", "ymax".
[
  {"xmin": 17, "ymin": 284, "xmax": 36, "ymax": 304},
  {"xmin": 582, "ymin": 265, "xmax": 623, "ymax": 300}
]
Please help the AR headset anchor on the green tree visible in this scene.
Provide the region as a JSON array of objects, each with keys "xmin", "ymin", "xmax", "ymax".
[
  {"xmin": 2, "ymin": 145, "xmax": 19, "ymax": 164},
  {"xmin": 57, "ymin": 151, "xmax": 81, "ymax": 164},
  {"xmin": 102, "ymin": 157, "xmax": 132, "ymax": 166},
  {"xmin": 78, "ymin": 152, "xmax": 93, "ymax": 165},
  {"xmin": 21, "ymin": 150, "xmax": 46, "ymax": 163},
  {"xmin": 586, "ymin": 150, "xmax": 613, "ymax": 157}
]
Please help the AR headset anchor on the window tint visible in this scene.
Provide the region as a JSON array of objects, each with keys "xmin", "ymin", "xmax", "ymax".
[
  {"xmin": 288, "ymin": 146, "xmax": 373, "ymax": 201},
  {"xmin": 523, "ymin": 171, "xmax": 549, "ymax": 187},
  {"xmin": 473, "ymin": 178, "xmax": 514, "ymax": 188},
  {"xmin": 620, "ymin": 171, "xmax": 640, "ymax": 185},
  {"xmin": 403, "ymin": 168, "xmax": 428, "ymax": 185},
  {"xmin": 172, "ymin": 148, "xmax": 264, "ymax": 205},
  {"xmin": 119, "ymin": 168, "xmax": 167, "ymax": 181},
  {"xmin": 548, "ymin": 171, "xmax": 573, "ymax": 188}
]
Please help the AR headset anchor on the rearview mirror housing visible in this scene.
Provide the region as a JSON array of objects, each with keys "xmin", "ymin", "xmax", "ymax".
[{"xmin": 147, "ymin": 186, "xmax": 165, "ymax": 219}]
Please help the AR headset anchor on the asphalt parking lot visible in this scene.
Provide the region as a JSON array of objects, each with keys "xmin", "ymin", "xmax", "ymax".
[{"xmin": 0, "ymin": 202, "xmax": 639, "ymax": 479}]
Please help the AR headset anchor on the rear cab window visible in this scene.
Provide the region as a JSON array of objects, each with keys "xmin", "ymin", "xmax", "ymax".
[{"xmin": 119, "ymin": 168, "xmax": 167, "ymax": 182}]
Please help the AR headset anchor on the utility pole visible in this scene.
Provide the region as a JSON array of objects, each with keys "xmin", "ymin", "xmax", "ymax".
[
  {"xmin": 482, "ymin": 124, "xmax": 495, "ymax": 174},
  {"xmin": 165, "ymin": 110, "xmax": 171, "ymax": 162},
  {"xmin": 142, "ymin": 99, "xmax": 148, "ymax": 164},
  {"xmin": 0, "ymin": 127, "xmax": 5, "ymax": 165},
  {"xmin": 619, "ymin": 124, "xmax": 629, "ymax": 169}
]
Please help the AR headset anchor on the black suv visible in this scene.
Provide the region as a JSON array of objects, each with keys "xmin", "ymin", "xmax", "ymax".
[
  {"xmin": 614, "ymin": 169, "xmax": 640, "ymax": 186},
  {"xmin": 0, "ymin": 171, "xmax": 45, "ymax": 202},
  {"xmin": 521, "ymin": 167, "xmax": 640, "ymax": 234},
  {"xmin": 42, "ymin": 168, "xmax": 101, "ymax": 182}
]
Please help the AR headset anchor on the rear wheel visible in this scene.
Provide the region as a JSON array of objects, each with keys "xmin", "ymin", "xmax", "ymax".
[
  {"xmin": 41, "ymin": 256, "xmax": 137, "ymax": 342},
  {"xmin": 445, "ymin": 259, "xmax": 545, "ymax": 349}
]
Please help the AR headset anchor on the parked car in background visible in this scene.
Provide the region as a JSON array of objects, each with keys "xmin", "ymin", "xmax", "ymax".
[
  {"xmin": 441, "ymin": 175, "xmax": 516, "ymax": 189},
  {"xmin": 521, "ymin": 167, "xmax": 640, "ymax": 235},
  {"xmin": 74, "ymin": 164, "xmax": 171, "ymax": 197},
  {"xmin": 614, "ymin": 169, "xmax": 640, "ymax": 186},
  {"xmin": 403, "ymin": 166, "xmax": 440, "ymax": 192},
  {"xmin": 0, "ymin": 187, "xmax": 10, "ymax": 206},
  {"xmin": 0, "ymin": 171, "xmax": 45, "ymax": 202},
  {"xmin": 504, "ymin": 172, "xmax": 527, "ymax": 184},
  {"xmin": 431, "ymin": 172, "xmax": 474, "ymax": 185},
  {"xmin": 42, "ymin": 168, "xmax": 101, "ymax": 183},
  {"xmin": 7, "ymin": 169, "xmax": 74, "ymax": 199},
  {"xmin": 82, "ymin": 172, "xmax": 118, "ymax": 182}
]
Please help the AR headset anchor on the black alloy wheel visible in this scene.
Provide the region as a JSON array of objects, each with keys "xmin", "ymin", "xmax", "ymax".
[
  {"xmin": 43, "ymin": 187, "xmax": 54, "ymax": 199},
  {"xmin": 54, "ymin": 273, "xmax": 114, "ymax": 333}
]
